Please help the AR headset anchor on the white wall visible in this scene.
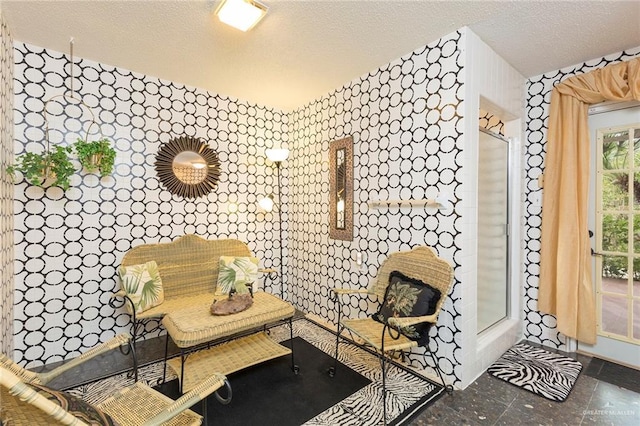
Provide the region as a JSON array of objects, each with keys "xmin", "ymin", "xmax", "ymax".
[{"xmin": 459, "ymin": 27, "xmax": 524, "ymax": 387}]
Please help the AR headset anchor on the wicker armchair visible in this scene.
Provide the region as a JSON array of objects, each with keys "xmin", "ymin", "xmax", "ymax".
[
  {"xmin": 330, "ymin": 246, "xmax": 454, "ymax": 425},
  {"xmin": 0, "ymin": 333, "xmax": 232, "ymax": 425}
]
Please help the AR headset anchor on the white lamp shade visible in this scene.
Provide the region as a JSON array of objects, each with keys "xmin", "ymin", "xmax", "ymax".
[
  {"xmin": 258, "ymin": 196, "xmax": 274, "ymax": 212},
  {"xmin": 215, "ymin": 0, "xmax": 268, "ymax": 32},
  {"xmin": 265, "ymin": 148, "xmax": 290, "ymax": 163}
]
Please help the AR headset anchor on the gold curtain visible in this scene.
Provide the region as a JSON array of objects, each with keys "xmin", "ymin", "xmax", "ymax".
[{"xmin": 539, "ymin": 57, "xmax": 640, "ymax": 344}]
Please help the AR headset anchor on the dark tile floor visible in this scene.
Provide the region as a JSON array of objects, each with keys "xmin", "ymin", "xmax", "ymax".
[
  {"xmin": 409, "ymin": 353, "xmax": 640, "ymax": 426},
  {"xmin": 41, "ymin": 334, "xmax": 640, "ymax": 426}
]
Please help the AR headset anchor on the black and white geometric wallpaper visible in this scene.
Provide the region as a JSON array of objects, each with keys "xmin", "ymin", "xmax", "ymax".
[
  {"xmin": 479, "ymin": 109, "xmax": 504, "ymax": 136},
  {"xmin": 523, "ymin": 46, "xmax": 640, "ymax": 349},
  {"xmin": 288, "ymin": 30, "xmax": 464, "ymax": 385},
  {"xmin": 12, "ymin": 41, "xmax": 288, "ymax": 367},
  {"xmin": 0, "ymin": 12, "xmax": 14, "ymax": 357},
  {"xmin": 11, "ymin": 20, "xmax": 636, "ymax": 387},
  {"xmin": 11, "ymin": 28, "xmax": 465, "ymax": 387}
]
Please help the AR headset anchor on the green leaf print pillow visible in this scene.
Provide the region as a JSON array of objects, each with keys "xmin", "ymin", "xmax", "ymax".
[
  {"xmin": 117, "ymin": 260, "xmax": 165, "ymax": 315},
  {"xmin": 216, "ymin": 256, "xmax": 259, "ymax": 296}
]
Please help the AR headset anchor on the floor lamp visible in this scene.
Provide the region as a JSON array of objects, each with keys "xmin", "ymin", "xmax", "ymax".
[{"xmin": 260, "ymin": 148, "xmax": 289, "ymax": 300}]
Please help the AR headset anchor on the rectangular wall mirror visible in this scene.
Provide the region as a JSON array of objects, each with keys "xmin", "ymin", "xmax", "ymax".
[{"xmin": 329, "ymin": 136, "xmax": 353, "ymax": 240}]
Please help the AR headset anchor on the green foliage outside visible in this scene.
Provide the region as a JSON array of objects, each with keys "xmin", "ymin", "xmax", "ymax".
[{"xmin": 600, "ymin": 130, "xmax": 640, "ymax": 280}]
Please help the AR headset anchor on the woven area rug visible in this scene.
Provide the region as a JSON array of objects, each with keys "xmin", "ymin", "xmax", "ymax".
[
  {"xmin": 68, "ymin": 318, "xmax": 444, "ymax": 425},
  {"xmin": 487, "ymin": 341, "xmax": 582, "ymax": 402}
]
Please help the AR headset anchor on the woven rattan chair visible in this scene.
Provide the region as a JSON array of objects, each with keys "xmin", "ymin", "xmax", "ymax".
[
  {"xmin": 0, "ymin": 365, "xmax": 230, "ymax": 426},
  {"xmin": 0, "ymin": 333, "xmax": 132, "ymax": 388},
  {"xmin": 330, "ymin": 246, "xmax": 454, "ymax": 425},
  {"xmin": 0, "ymin": 332, "xmax": 232, "ymax": 425}
]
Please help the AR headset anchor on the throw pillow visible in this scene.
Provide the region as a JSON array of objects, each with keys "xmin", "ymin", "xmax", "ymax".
[
  {"xmin": 216, "ymin": 256, "xmax": 259, "ymax": 296},
  {"xmin": 117, "ymin": 260, "xmax": 165, "ymax": 315},
  {"xmin": 372, "ymin": 270, "xmax": 442, "ymax": 346},
  {"xmin": 28, "ymin": 383, "xmax": 117, "ymax": 425}
]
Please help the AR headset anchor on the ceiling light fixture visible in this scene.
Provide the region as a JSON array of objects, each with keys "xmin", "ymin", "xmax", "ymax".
[{"xmin": 215, "ymin": 0, "xmax": 268, "ymax": 32}]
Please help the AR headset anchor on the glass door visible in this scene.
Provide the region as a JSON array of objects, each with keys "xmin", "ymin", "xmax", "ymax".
[
  {"xmin": 477, "ymin": 128, "xmax": 510, "ymax": 333},
  {"xmin": 583, "ymin": 105, "xmax": 640, "ymax": 368}
]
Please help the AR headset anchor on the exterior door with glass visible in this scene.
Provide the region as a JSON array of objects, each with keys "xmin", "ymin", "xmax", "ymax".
[{"xmin": 583, "ymin": 105, "xmax": 640, "ymax": 368}]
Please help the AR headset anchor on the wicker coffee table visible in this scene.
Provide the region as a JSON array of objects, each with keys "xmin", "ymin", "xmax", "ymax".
[{"xmin": 162, "ymin": 291, "xmax": 296, "ymax": 392}]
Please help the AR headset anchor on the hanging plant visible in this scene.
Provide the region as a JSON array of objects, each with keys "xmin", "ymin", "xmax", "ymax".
[
  {"xmin": 74, "ymin": 137, "xmax": 116, "ymax": 177},
  {"xmin": 6, "ymin": 145, "xmax": 75, "ymax": 190}
]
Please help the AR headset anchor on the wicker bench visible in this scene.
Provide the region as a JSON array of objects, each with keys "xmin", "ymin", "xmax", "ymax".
[{"xmin": 113, "ymin": 234, "xmax": 295, "ymax": 385}]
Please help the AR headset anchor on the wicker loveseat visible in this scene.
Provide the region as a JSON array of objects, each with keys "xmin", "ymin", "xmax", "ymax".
[
  {"xmin": 116, "ymin": 235, "xmax": 258, "ymax": 318},
  {"xmin": 113, "ymin": 234, "xmax": 296, "ymax": 386}
]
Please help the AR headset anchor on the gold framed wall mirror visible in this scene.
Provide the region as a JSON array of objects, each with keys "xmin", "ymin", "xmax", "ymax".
[
  {"xmin": 329, "ymin": 136, "xmax": 353, "ymax": 241},
  {"xmin": 155, "ymin": 136, "xmax": 221, "ymax": 198}
]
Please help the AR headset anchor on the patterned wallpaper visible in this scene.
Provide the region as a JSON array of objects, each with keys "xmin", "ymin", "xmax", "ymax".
[
  {"xmin": 0, "ymin": 11, "xmax": 14, "ymax": 357},
  {"xmin": 523, "ymin": 46, "xmax": 640, "ymax": 349},
  {"xmin": 11, "ymin": 21, "xmax": 637, "ymax": 387},
  {"xmin": 479, "ymin": 109, "xmax": 504, "ymax": 136},
  {"xmin": 289, "ymin": 30, "xmax": 464, "ymax": 385},
  {"xmin": 12, "ymin": 29, "xmax": 466, "ymax": 386},
  {"xmin": 12, "ymin": 41, "xmax": 288, "ymax": 366}
]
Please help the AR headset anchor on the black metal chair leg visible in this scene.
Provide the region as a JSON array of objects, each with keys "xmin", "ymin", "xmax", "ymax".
[
  {"xmin": 329, "ymin": 295, "xmax": 342, "ymax": 378},
  {"xmin": 129, "ymin": 337, "xmax": 138, "ymax": 382},
  {"xmin": 162, "ymin": 332, "xmax": 170, "ymax": 384},
  {"xmin": 289, "ymin": 317, "xmax": 299, "ymax": 374},
  {"xmin": 381, "ymin": 354, "xmax": 388, "ymax": 426},
  {"xmin": 180, "ymin": 348, "xmax": 186, "ymax": 394},
  {"xmin": 381, "ymin": 326, "xmax": 388, "ymax": 426},
  {"xmin": 428, "ymin": 350, "xmax": 452, "ymax": 393}
]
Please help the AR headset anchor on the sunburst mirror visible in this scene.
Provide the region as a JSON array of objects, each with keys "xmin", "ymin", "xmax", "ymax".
[{"xmin": 155, "ymin": 136, "xmax": 221, "ymax": 198}]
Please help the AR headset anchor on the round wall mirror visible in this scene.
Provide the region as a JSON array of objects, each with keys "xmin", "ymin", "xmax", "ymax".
[
  {"xmin": 155, "ymin": 136, "xmax": 221, "ymax": 198},
  {"xmin": 172, "ymin": 151, "xmax": 208, "ymax": 184}
]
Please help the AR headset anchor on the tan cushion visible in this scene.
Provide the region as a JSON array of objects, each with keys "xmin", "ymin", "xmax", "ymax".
[
  {"xmin": 162, "ymin": 292, "xmax": 295, "ymax": 348},
  {"xmin": 134, "ymin": 292, "xmax": 216, "ymax": 319}
]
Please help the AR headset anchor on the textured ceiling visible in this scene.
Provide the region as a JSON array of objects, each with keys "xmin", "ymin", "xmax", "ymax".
[{"xmin": 1, "ymin": 0, "xmax": 639, "ymax": 111}]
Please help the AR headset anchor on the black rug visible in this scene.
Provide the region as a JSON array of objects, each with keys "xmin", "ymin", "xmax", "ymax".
[
  {"xmin": 156, "ymin": 337, "xmax": 370, "ymax": 425},
  {"xmin": 487, "ymin": 341, "xmax": 582, "ymax": 402},
  {"xmin": 69, "ymin": 319, "xmax": 444, "ymax": 425}
]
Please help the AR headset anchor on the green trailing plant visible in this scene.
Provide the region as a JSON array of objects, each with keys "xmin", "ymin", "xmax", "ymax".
[
  {"xmin": 6, "ymin": 145, "xmax": 75, "ymax": 190},
  {"xmin": 74, "ymin": 137, "xmax": 116, "ymax": 177}
]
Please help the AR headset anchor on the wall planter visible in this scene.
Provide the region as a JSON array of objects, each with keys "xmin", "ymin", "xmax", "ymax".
[
  {"xmin": 7, "ymin": 145, "xmax": 75, "ymax": 190},
  {"xmin": 74, "ymin": 137, "xmax": 116, "ymax": 177}
]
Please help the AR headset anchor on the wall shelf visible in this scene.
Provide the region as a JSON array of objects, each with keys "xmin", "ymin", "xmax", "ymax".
[{"xmin": 367, "ymin": 193, "xmax": 453, "ymax": 211}]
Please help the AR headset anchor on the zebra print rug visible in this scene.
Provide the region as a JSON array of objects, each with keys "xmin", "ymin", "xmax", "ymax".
[
  {"xmin": 68, "ymin": 318, "xmax": 444, "ymax": 425},
  {"xmin": 487, "ymin": 342, "xmax": 582, "ymax": 402}
]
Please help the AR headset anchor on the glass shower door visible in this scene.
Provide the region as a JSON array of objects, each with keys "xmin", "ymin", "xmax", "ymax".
[{"xmin": 477, "ymin": 128, "xmax": 510, "ymax": 333}]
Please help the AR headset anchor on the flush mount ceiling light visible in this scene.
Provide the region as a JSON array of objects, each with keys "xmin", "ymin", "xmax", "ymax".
[{"xmin": 215, "ymin": 0, "xmax": 268, "ymax": 32}]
